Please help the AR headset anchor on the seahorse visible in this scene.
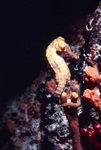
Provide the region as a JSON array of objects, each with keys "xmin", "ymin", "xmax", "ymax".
[{"xmin": 46, "ymin": 37, "xmax": 79, "ymax": 101}]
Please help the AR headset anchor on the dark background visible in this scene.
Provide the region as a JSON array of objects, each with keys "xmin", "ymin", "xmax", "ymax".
[{"xmin": 0, "ymin": 0, "xmax": 99, "ymax": 111}]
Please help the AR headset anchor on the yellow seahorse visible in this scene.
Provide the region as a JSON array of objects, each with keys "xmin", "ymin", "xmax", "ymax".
[{"xmin": 46, "ymin": 37, "xmax": 79, "ymax": 101}]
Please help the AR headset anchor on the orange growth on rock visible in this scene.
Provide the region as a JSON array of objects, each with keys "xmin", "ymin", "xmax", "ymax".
[
  {"xmin": 71, "ymin": 92, "xmax": 79, "ymax": 99},
  {"xmin": 83, "ymin": 88, "xmax": 101, "ymax": 110},
  {"xmin": 61, "ymin": 92, "xmax": 67, "ymax": 99},
  {"xmin": 6, "ymin": 119, "xmax": 17, "ymax": 133},
  {"xmin": 30, "ymin": 84, "xmax": 35, "ymax": 91},
  {"xmin": 19, "ymin": 100, "xmax": 24, "ymax": 107},
  {"xmin": 83, "ymin": 66, "xmax": 101, "ymax": 82},
  {"xmin": 46, "ymin": 79, "xmax": 56, "ymax": 94},
  {"xmin": 15, "ymin": 140, "xmax": 23, "ymax": 147},
  {"xmin": 3, "ymin": 114, "xmax": 17, "ymax": 134},
  {"xmin": 90, "ymin": 45, "xmax": 96, "ymax": 50},
  {"xmin": 33, "ymin": 101, "xmax": 41, "ymax": 112}
]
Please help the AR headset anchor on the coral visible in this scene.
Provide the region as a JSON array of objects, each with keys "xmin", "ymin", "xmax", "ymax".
[
  {"xmin": 83, "ymin": 66, "xmax": 101, "ymax": 83},
  {"xmin": 85, "ymin": 5, "xmax": 101, "ymax": 65},
  {"xmin": 85, "ymin": 5, "xmax": 101, "ymax": 46},
  {"xmin": 1, "ymin": 72, "xmax": 47, "ymax": 150},
  {"xmin": 3, "ymin": 114, "xmax": 17, "ymax": 134},
  {"xmin": 46, "ymin": 78, "xmax": 56, "ymax": 94},
  {"xmin": 61, "ymin": 80, "xmax": 81, "ymax": 108},
  {"xmin": 66, "ymin": 108, "xmax": 82, "ymax": 150},
  {"xmin": 80, "ymin": 122, "xmax": 101, "ymax": 149},
  {"xmin": 83, "ymin": 87, "xmax": 101, "ymax": 110}
]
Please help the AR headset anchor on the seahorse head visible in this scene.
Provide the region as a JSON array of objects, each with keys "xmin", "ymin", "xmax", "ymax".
[
  {"xmin": 53, "ymin": 37, "xmax": 71, "ymax": 53},
  {"xmin": 53, "ymin": 37, "xmax": 66, "ymax": 51}
]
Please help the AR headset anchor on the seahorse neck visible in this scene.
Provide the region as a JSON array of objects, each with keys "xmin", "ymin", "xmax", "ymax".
[{"xmin": 46, "ymin": 45, "xmax": 59, "ymax": 60}]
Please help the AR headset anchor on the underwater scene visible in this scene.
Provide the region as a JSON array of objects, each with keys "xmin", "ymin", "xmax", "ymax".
[{"xmin": 0, "ymin": 1, "xmax": 101, "ymax": 150}]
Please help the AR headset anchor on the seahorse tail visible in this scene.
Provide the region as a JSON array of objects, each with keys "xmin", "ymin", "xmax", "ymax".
[{"xmin": 54, "ymin": 81, "xmax": 66, "ymax": 100}]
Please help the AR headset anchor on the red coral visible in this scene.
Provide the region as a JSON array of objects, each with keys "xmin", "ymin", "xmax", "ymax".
[{"xmin": 80, "ymin": 123, "xmax": 101, "ymax": 149}]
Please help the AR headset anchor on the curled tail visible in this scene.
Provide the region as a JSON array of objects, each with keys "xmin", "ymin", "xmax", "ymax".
[
  {"xmin": 54, "ymin": 81, "xmax": 66, "ymax": 99},
  {"xmin": 54, "ymin": 64, "xmax": 71, "ymax": 100}
]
